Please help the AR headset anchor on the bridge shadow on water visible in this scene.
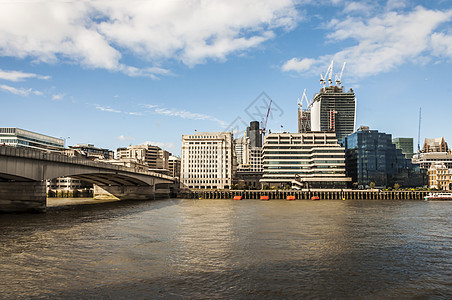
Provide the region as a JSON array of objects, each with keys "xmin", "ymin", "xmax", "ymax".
[{"xmin": 0, "ymin": 198, "xmax": 181, "ymax": 239}]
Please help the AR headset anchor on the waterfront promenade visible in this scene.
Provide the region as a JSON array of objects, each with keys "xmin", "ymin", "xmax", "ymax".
[{"xmin": 184, "ymin": 189, "xmax": 429, "ymax": 200}]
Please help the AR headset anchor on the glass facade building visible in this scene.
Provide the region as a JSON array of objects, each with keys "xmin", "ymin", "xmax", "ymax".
[
  {"xmin": 0, "ymin": 127, "xmax": 64, "ymax": 151},
  {"xmin": 343, "ymin": 128, "xmax": 426, "ymax": 188},
  {"xmin": 261, "ymin": 132, "xmax": 351, "ymax": 189}
]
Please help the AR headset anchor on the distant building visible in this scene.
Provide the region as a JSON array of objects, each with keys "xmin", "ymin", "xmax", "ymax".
[
  {"xmin": 234, "ymin": 136, "xmax": 249, "ymax": 168},
  {"xmin": 181, "ymin": 132, "xmax": 233, "ymax": 189},
  {"xmin": 393, "ymin": 138, "xmax": 414, "ymax": 159},
  {"xmin": 310, "ymin": 86, "xmax": 356, "ymax": 142},
  {"xmin": 427, "ymin": 163, "xmax": 452, "ymax": 190},
  {"xmin": 246, "ymin": 121, "xmax": 262, "ymax": 148},
  {"xmin": 422, "ymin": 137, "xmax": 448, "ymax": 153},
  {"xmin": 0, "ymin": 127, "xmax": 64, "ymax": 152},
  {"xmin": 343, "ymin": 127, "xmax": 426, "ymax": 188},
  {"xmin": 298, "ymin": 110, "xmax": 311, "ymax": 133},
  {"xmin": 261, "ymin": 132, "xmax": 351, "ymax": 189},
  {"xmin": 168, "ymin": 155, "xmax": 181, "ymax": 179},
  {"xmin": 68, "ymin": 144, "xmax": 114, "ymax": 160},
  {"xmin": 412, "ymin": 152, "xmax": 452, "ymax": 169},
  {"xmin": 117, "ymin": 144, "xmax": 169, "ymax": 171}
]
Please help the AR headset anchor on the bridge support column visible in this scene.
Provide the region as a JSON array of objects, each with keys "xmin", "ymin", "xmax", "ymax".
[
  {"xmin": 0, "ymin": 181, "xmax": 46, "ymax": 212},
  {"xmin": 94, "ymin": 185, "xmax": 160, "ymax": 200}
]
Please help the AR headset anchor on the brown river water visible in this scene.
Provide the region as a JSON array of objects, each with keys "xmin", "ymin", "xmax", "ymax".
[{"xmin": 0, "ymin": 198, "xmax": 451, "ymax": 299}]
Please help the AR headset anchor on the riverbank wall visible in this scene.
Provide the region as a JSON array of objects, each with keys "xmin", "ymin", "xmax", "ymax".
[{"xmin": 180, "ymin": 190, "xmax": 429, "ymax": 200}]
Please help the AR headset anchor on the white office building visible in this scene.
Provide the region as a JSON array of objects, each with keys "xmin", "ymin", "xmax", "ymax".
[
  {"xmin": 181, "ymin": 132, "xmax": 233, "ymax": 189},
  {"xmin": 261, "ymin": 132, "xmax": 350, "ymax": 189}
]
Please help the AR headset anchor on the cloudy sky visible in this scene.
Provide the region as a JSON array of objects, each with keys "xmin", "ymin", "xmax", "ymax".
[{"xmin": 1, "ymin": 0, "xmax": 451, "ymax": 155}]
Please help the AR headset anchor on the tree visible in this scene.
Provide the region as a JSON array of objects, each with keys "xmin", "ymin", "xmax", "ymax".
[
  {"xmin": 369, "ymin": 182, "xmax": 376, "ymax": 189},
  {"xmin": 394, "ymin": 183, "xmax": 400, "ymax": 190}
]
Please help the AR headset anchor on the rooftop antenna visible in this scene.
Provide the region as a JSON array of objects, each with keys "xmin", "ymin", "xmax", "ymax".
[
  {"xmin": 417, "ymin": 107, "xmax": 422, "ymax": 152},
  {"xmin": 335, "ymin": 62, "xmax": 346, "ymax": 86}
]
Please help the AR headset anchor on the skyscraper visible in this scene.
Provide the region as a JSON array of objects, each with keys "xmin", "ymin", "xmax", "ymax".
[
  {"xmin": 310, "ymin": 86, "xmax": 356, "ymax": 142},
  {"xmin": 246, "ymin": 121, "xmax": 262, "ymax": 148}
]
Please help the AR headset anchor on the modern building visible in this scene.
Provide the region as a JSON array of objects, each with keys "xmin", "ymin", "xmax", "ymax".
[
  {"xmin": 117, "ymin": 144, "xmax": 169, "ymax": 171},
  {"xmin": 234, "ymin": 136, "xmax": 249, "ymax": 168},
  {"xmin": 427, "ymin": 163, "xmax": 452, "ymax": 190},
  {"xmin": 246, "ymin": 121, "xmax": 262, "ymax": 148},
  {"xmin": 0, "ymin": 127, "xmax": 64, "ymax": 152},
  {"xmin": 343, "ymin": 127, "xmax": 426, "ymax": 188},
  {"xmin": 310, "ymin": 86, "xmax": 356, "ymax": 142},
  {"xmin": 261, "ymin": 132, "xmax": 351, "ymax": 189},
  {"xmin": 168, "ymin": 155, "xmax": 181, "ymax": 179},
  {"xmin": 393, "ymin": 137, "xmax": 414, "ymax": 159},
  {"xmin": 181, "ymin": 132, "xmax": 233, "ymax": 189}
]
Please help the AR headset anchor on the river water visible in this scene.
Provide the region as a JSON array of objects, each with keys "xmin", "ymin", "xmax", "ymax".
[{"xmin": 0, "ymin": 199, "xmax": 451, "ymax": 299}]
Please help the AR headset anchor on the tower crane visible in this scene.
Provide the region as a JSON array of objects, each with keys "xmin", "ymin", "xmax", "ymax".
[
  {"xmin": 261, "ymin": 99, "xmax": 272, "ymax": 137},
  {"xmin": 335, "ymin": 62, "xmax": 346, "ymax": 86},
  {"xmin": 320, "ymin": 60, "xmax": 334, "ymax": 90}
]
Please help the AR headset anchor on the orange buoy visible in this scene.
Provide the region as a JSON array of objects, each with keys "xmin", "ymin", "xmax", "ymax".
[
  {"xmin": 260, "ymin": 195, "xmax": 269, "ymax": 201},
  {"xmin": 311, "ymin": 196, "xmax": 320, "ymax": 201},
  {"xmin": 286, "ymin": 195, "xmax": 296, "ymax": 201},
  {"xmin": 233, "ymin": 195, "xmax": 242, "ymax": 200}
]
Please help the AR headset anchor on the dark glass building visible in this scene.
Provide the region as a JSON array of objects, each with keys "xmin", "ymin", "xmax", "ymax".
[
  {"xmin": 343, "ymin": 127, "xmax": 426, "ymax": 188},
  {"xmin": 246, "ymin": 121, "xmax": 262, "ymax": 148}
]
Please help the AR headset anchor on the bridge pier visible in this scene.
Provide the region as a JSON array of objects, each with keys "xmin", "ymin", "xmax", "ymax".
[
  {"xmin": 0, "ymin": 181, "xmax": 46, "ymax": 212},
  {"xmin": 94, "ymin": 184, "xmax": 159, "ymax": 200}
]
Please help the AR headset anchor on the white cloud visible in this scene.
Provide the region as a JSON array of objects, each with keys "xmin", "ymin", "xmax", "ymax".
[
  {"xmin": 0, "ymin": 1, "xmax": 299, "ymax": 76},
  {"xmin": 282, "ymin": 6, "xmax": 452, "ymax": 79},
  {"xmin": 141, "ymin": 141, "xmax": 175, "ymax": 150},
  {"xmin": 343, "ymin": 2, "xmax": 373, "ymax": 14},
  {"xmin": 0, "ymin": 84, "xmax": 42, "ymax": 96},
  {"xmin": 52, "ymin": 93, "xmax": 65, "ymax": 100},
  {"xmin": 0, "ymin": 69, "xmax": 50, "ymax": 82},
  {"xmin": 154, "ymin": 107, "xmax": 227, "ymax": 127},
  {"xmin": 281, "ymin": 57, "xmax": 318, "ymax": 73},
  {"xmin": 94, "ymin": 104, "xmax": 121, "ymax": 113},
  {"xmin": 118, "ymin": 135, "xmax": 134, "ymax": 141}
]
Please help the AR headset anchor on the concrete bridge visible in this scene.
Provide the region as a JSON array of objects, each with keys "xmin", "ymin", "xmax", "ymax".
[{"xmin": 0, "ymin": 146, "xmax": 175, "ymax": 212}]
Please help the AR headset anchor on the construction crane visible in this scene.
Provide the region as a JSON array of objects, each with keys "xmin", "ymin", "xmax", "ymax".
[
  {"xmin": 335, "ymin": 62, "xmax": 346, "ymax": 86},
  {"xmin": 261, "ymin": 99, "xmax": 272, "ymax": 137},
  {"xmin": 320, "ymin": 60, "xmax": 334, "ymax": 90},
  {"xmin": 417, "ymin": 107, "xmax": 422, "ymax": 152}
]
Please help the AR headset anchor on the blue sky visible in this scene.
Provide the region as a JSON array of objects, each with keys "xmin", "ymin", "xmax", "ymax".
[{"xmin": 1, "ymin": 0, "xmax": 451, "ymax": 156}]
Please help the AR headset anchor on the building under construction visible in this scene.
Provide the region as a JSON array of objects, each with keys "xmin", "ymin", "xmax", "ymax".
[
  {"xmin": 297, "ymin": 61, "xmax": 356, "ymax": 141},
  {"xmin": 310, "ymin": 85, "xmax": 356, "ymax": 142}
]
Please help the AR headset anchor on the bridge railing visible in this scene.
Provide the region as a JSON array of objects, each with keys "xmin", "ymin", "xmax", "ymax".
[{"xmin": 0, "ymin": 145, "xmax": 174, "ymax": 181}]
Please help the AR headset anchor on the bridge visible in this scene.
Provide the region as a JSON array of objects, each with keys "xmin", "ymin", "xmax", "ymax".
[{"xmin": 0, "ymin": 146, "xmax": 175, "ymax": 212}]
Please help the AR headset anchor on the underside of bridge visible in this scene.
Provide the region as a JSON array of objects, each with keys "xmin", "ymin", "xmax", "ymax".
[{"xmin": 0, "ymin": 172, "xmax": 174, "ymax": 213}]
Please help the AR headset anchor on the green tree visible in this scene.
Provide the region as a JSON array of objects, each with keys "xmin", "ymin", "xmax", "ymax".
[{"xmin": 394, "ymin": 183, "xmax": 400, "ymax": 190}]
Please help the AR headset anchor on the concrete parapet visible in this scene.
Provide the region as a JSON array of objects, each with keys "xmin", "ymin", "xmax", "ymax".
[{"xmin": 0, "ymin": 181, "xmax": 46, "ymax": 212}]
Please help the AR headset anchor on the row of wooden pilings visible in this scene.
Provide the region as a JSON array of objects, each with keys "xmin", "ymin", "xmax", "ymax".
[{"xmin": 184, "ymin": 190, "xmax": 429, "ymax": 200}]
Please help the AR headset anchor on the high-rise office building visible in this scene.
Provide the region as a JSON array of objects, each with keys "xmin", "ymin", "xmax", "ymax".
[
  {"xmin": 261, "ymin": 132, "xmax": 350, "ymax": 189},
  {"xmin": 392, "ymin": 138, "xmax": 414, "ymax": 159},
  {"xmin": 343, "ymin": 127, "xmax": 425, "ymax": 188},
  {"xmin": 181, "ymin": 132, "xmax": 233, "ymax": 189},
  {"xmin": 246, "ymin": 121, "xmax": 262, "ymax": 148},
  {"xmin": 310, "ymin": 86, "xmax": 356, "ymax": 142}
]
